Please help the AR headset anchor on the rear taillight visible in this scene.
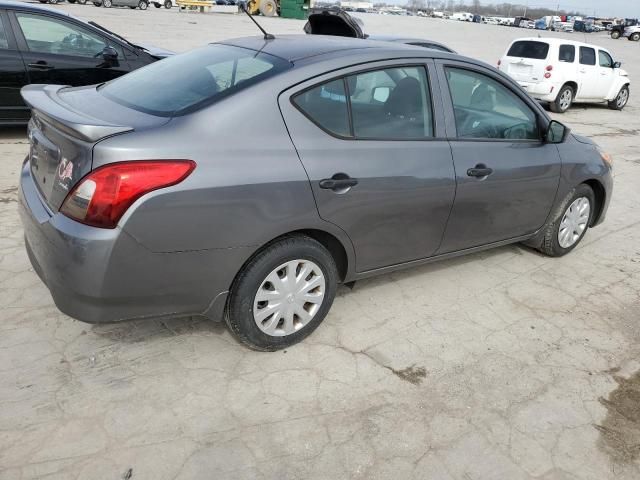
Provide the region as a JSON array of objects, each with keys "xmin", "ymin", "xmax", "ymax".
[
  {"xmin": 544, "ymin": 65, "xmax": 553, "ymax": 78},
  {"xmin": 545, "ymin": 65, "xmax": 553, "ymax": 71},
  {"xmin": 60, "ymin": 160, "xmax": 196, "ymax": 229},
  {"xmin": 544, "ymin": 72, "xmax": 552, "ymax": 78}
]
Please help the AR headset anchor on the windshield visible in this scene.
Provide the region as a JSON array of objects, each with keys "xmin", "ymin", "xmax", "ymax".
[
  {"xmin": 507, "ymin": 41, "xmax": 550, "ymax": 60},
  {"xmin": 100, "ymin": 44, "xmax": 291, "ymax": 117}
]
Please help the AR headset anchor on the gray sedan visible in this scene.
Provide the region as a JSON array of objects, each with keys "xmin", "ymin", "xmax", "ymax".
[{"xmin": 19, "ymin": 35, "xmax": 613, "ymax": 350}]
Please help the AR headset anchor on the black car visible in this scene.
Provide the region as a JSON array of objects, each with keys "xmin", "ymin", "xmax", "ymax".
[{"xmin": 0, "ymin": 0, "xmax": 172, "ymax": 125}]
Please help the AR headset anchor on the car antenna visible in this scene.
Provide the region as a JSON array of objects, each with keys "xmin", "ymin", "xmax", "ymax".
[{"xmin": 239, "ymin": 2, "xmax": 275, "ymax": 40}]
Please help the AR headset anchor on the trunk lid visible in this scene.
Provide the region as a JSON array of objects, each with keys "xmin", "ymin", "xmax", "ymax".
[
  {"xmin": 22, "ymin": 84, "xmax": 168, "ymax": 211},
  {"xmin": 502, "ymin": 40, "xmax": 550, "ymax": 84},
  {"xmin": 303, "ymin": 7, "xmax": 366, "ymax": 39}
]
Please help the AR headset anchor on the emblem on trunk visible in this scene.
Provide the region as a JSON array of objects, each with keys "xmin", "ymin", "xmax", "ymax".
[{"xmin": 57, "ymin": 158, "xmax": 74, "ymax": 190}]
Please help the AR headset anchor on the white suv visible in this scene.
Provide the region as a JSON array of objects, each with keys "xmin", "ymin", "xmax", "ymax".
[{"xmin": 498, "ymin": 38, "xmax": 630, "ymax": 113}]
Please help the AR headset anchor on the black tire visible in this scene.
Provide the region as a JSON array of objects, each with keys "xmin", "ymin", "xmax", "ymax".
[
  {"xmin": 130, "ymin": 6, "xmax": 136, "ymax": 8},
  {"xmin": 68, "ymin": 0, "xmax": 76, "ymax": 4},
  {"xmin": 549, "ymin": 84, "xmax": 573, "ymax": 113},
  {"xmin": 608, "ymin": 85, "xmax": 630, "ymax": 110},
  {"xmin": 154, "ymin": 2, "xmax": 161, "ymax": 7},
  {"xmin": 226, "ymin": 235, "xmax": 338, "ymax": 351},
  {"xmin": 611, "ymin": 31, "xmax": 621, "ymax": 39},
  {"xmin": 538, "ymin": 184, "xmax": 595, "ymax": 257},
  {"xmin": 139, "ymin": 0, "xmax": 148, "ymax": 8},
  {"xmin": 164, "ymin": 0, "xmax": 172, "ymax": 7},
  {"xmin": 259, "ymin": 0, "xmax": 277, "ymax": 16},
  {"xmin": 93, "ymin": 1, "xmax": 102, "ymax": 5},
  {"xmin": 103, "ymin": 0, "xmax": 112, "ymax": 6},
  {"xmin": 630, "ymin": 33, "xmax": 640, "ymax": 42}
]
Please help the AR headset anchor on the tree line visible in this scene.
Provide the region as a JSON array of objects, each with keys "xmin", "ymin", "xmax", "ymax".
[{"xmin": 395, "ymin": 1, "xmax": 584, "ymax": 17}]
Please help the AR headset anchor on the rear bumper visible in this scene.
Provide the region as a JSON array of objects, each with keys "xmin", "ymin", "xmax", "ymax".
[
  {"xmin": 19, "ymin": 159, "xmax": 249, "ymax": 323},
  {"xmin": 517, "ymin": 80, "xmax": 559, "ymax": 102}
]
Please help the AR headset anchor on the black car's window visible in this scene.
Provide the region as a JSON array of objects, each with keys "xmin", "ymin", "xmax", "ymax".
[
  {"xmin": 101, "ymin": 44, "xmax": 291, "ymax": 117},
  {"xmin": 579, "ymin": 47, "xmax": 596, "ymax": 66},
  {"xmin": 507, "ymin": 40, "xmax": 549, "ymax": 59},
  {"xmin": 16, "ymin": 13, "xmax": 107, "ymax": 58},
  {"xmin": 347, "ymin": 67, "xmax": 433, "ymax": 139},
  {"xmin": 0, "ymin": 16, "xmax": 8, "ymax": 50},
  {"xmin": 599, "ymin": 50, "xmax": 613, "ymax": 68},
  {"xmin": 292, "ymin": 79, "xmax": 351, "ymax": 137},
  {"xmin": 559, "ymin": 45, "xmax": 575, "ymax": 62},
  {"xmin": 293, "ymin": 66, "xmax": 433, "ymax": 140},
  {"xmin": 445, "ymin": 67, "xmax": 539, "ymax": 140}
]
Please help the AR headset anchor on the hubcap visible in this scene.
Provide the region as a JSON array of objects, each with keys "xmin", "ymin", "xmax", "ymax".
[
  {"xmin": 558, "ymin": 197, "xmax": 590, "ymax": 248},
  {"xmin": 617, "ymin": 89, "xmax": 629, "ymax": 108},
  {"xmin": 253, "ymin": 260, "xmax": 325, "ymax": 337},
  {"xmin": 559, "ymin": 89, "xmax": 572, "ymax": 110}
]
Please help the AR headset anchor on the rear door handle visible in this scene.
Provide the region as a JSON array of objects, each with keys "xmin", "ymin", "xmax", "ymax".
[
  {"xmin": 467, "ymin": 166, "xmax": 493, "ymax": 178},
  {"xmin": 28, "ymin": 62, "xmax": 52, "ymax": 70},
  {"xmin": 319, "ymin": 176, "xmax": 358, "ymax": 191}
]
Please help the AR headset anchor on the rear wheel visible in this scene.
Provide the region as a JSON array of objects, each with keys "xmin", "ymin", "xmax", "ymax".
[
  {"xmin": 538, "ymin": 184, "xmax": 595, "ymax": 257},
  {"xmin": 93, "ymin": 1, "xmax": 102, "ymax": 5},
  {"xmin": 226, "ymin": 236, "xmax": 338, "ymax": 351},
  {"xmin": 630, "ymin": 32, "xmax": 640, "ymax": 41},
  {"xmin": 103, "ymin": 0, "xmax": 112, "ymax": 6},
  {"xmin": 608, "ymin": 85, "xmax": 629, "ymax": 110},
  {"xmin": 611, "ymin": 30, "xmax": 621, "ymax": 39},
  {"xmin": 259, "ymin": 0, "xmax": 277, "ymax": 16},
  {"xmin": 68, "ymin": 0, "xmax": 76, "ymax": 3},
  {"xmin": 164, "ymin": 0, "xmax": 172, "ymax": 7},
  {"xmin": 550, "ymin": 85, "xmax": 573, "ymax": 113},
  {"xmin": 139, "ymin": 0, "xmax": 148, "ymax": 8}
]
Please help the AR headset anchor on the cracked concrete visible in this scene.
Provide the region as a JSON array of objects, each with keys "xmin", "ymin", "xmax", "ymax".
[{"xmin": 1, "ymin": 5, "xmax": 639, "ymax": 479}]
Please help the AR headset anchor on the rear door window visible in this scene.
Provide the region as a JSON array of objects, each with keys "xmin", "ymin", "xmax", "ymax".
[
  {"xmin": 506, "ymin": 41, "xmax": 549, "ymax": 59},
  {"xmin": 100, "ymin": 44, "xmax": 291, "ymax": 116},
  {"xmin": 579, "ymin": 47, "xmax": 596, "ymax": 66},
  {"xmin": 559, "ymin": 45, "xmax": 575, "ymax": 62},
  {"xmin": 292, "ymin": 79, "xmax": 351, "ymax": 137}
]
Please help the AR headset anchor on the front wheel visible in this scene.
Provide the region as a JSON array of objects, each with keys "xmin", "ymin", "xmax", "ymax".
[
  {"xmin": 103, "ymin": 0, "xmax": 112, "ymax": 6},
  {"xmin": 611, "ymin": 31, "xmax": 621, "ymax": 39},
  {"xmin": 630, "ymin": 32, "xmax": 640, "ymax": 41},
  {"xmin": 164, "ymin": 0, "xmax": 172, "ymax": 7},
  {"xmin": 226, "ymin": 236, "xmax": 338, "ymax": 351},
  {"xmin": 550, "ymin": 85, "xmax": 573, "ymax": 113},
  {"xmin": 608, "ymin": 85, "xmax": 629, "ymax": 110},
  {"xmin": 538, "ymin": 184, "xmax": 595, "ymax": 257},
  {"xmin": 93, "ymin": 1, "xmax": 102, "ymax": 5},
  {"xmin": 139, "ymin": 0, "xmax": 148, "ymax": 8}
]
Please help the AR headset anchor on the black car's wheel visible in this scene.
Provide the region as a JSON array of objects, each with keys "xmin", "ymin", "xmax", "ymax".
[
  {"xmin": 130, "ymin": 5, "xmax": 136, "ymax": 8},
  {"xmin": 68, "ymin": 0, "xmax": 76, "ymax": 3},
  {"xmin": 93, "ymin": 1, "xmax": 102, "ymax": 5},
  {"xmin": 549, "ymin": 84, "xmax": 573, "ymax": 113},
  {"xmin": 164, "ymin": 0, "xmax": 172, "ymax": 7},
  {"xmin": 103, "ymin": 0, "xmax": 112, "ymax": 6},
  {"xmin": 538, "ymin": 184, "xmax": 595, "ymax": 257},
  {"xmin": 608, "ymin": 85, "xmax": 630, "ymax": 110},
  {"xmin": 226, "ymin": 235, "xmax": 338, "ymax": 351},
  {"xmin": 611, "ymin": 30, "xmax": 621, "ymax": 39},
  {"xmin": 154, "ymin": 2, "xmax": 161, "ymax": 6},
  {"xmin": 630, "ymin": 32, "xmax": 640, "ymax": 41},
  {"xmin": 139, "ymin": 0, "xmax": 148, "ymax": 9}
]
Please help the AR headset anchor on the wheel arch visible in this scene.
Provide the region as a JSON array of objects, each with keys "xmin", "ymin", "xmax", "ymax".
[{"xmin": 583, "ymin": 179, "xmax": 606, "ymax": 226}]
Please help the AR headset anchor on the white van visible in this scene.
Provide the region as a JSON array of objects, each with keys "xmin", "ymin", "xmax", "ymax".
[{"xmin": 498, "ymin": 38, "xmax": 630, "ymax": 112}]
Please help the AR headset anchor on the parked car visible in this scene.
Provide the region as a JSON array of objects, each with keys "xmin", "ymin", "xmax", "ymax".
[
  {"xmin": 150, "ymin": 0, "xmax": 174, "ymax": 7},
  {"xmin": 622, "ymin": 25, "xmax": 640, "ymax": 41},
  {"xmin": 98, "ymin": 0, "xmax": 149, "ymax": 9},
  {"xmin": 0, "ymin": 0, "xmax": 172, "ymax": 125},
  {"xmin": 610, "ymin": 18, "xmax": 638, "ymax": 39},
  {"xmin": 303, "ymin": 8, "xmax": 456, "ymax": 53},
  {"xmin": 498, "ymin": 38, "xmax": 630, "ymax": 113},
  {"xmin": 19, "ymin": 35, "xmax": 612, "ymax": 350}
]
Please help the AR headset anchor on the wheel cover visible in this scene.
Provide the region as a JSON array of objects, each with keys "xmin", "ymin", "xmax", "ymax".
[
  {"xmin": 617, "ymin": 88, "xmax": 629, "ymax": 108},
  {"xmin": 253, "ymin": 259, "xmax": 325, "ymax": 337},
  {"xmin": 559, "ymin": 89, "xmax": 572, "ymax": 110},
  {"xmin": 558, "ymin": 197, "xmax": 590, "ymax": 248}
]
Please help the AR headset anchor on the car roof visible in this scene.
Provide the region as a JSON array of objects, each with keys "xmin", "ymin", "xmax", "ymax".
[
  {"xmin": 219, "ymin": 34, "xmax": 458, "ymax": 63},
  {"xmin": 510, "ymin": 36, "xmax": 611, "ymax": 52},
  {"xmin": 0, "ymin": 0, "xmax": 72, "ymax": 15}
]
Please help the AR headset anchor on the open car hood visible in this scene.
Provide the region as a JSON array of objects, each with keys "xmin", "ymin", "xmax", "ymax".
[{"xmin": 303, "ymin": 7, "xmax": 367, "ymax": 39}]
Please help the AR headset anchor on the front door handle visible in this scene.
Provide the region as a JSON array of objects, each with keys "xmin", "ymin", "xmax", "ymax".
[
  {"xmin": 28, "ymin": 61, "xmax": 52, "ymax": 70},
  {"xmin": 467, "ymin": 165, "xmax": 493, "ymax": 178},
  {"xmin": 319, "ymin": 175, "xmax": 358, "ymax": 191}
]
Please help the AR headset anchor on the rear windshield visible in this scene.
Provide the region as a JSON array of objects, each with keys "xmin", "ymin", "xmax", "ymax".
[
  {"xmin": 506, "ymin": 41, "xmax": 550, "ymax": 60},
  {"xmin": 100, "ymin": 44, "xmax": 291, "ymax": 116}
]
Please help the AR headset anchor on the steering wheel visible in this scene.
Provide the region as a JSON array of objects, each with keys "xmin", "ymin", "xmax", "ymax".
[{"xmin": 503, "ymin": 122, "xmax": 532, "ymax": 140}]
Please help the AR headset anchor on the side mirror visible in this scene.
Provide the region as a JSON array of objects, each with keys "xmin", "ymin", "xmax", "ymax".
[
  {"xmin": 545, "ymin": 120, "xmax": 570, "ymax": 144},
  {"xmin": 372, "ymin": 86, "xmax": 390, "ymax": 103},
  {"xmin": 102, "ymin": 46, "xmax": 119, "ymax": 62},
  {"xmin": 613, "ymin": 61, "xmax": 622, "ymax": 69}
]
